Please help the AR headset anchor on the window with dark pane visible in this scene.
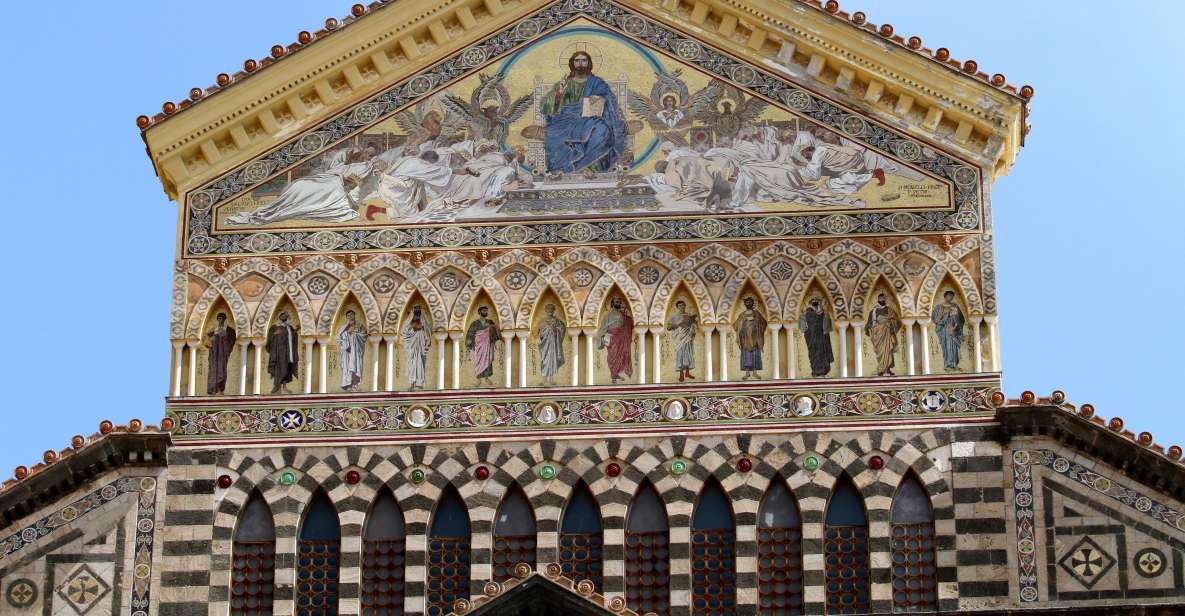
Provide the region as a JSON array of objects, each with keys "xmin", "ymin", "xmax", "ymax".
[
  {"xmin": 890, "ymin": 473, "xmax": 937, "ymax": 612},
  {"xmin": 691, "ymin": 478, "xmax": 737, "ymax": 616},
  {"xmin": 362, "ymin": 487, "xmax": 406, "ymax": 616},
  {"xmin": 297, "ymin": 489, "xmax": 341, "ymax": 616},
  {"xmin": 427, "ymin": 484, "xmax": 471, "ymax": 616},
  {"xmin": 493, "ymin": 483, "xmax": 537, "ymax": 582},
  {"xmin": 625, "ymin": 481, "xmax": 670, "ymax": 616},
  {"xmin": 559, "ymin": 481, "xmax": 604, "ymax": 592},
  {"xmin": 232, "ymin": 490, "xmax": 276, "ymax": 616},
  {"xmin": 824, "ymin": 475, "xmax": 870, "ymax": 615},
  {"xmin": 758, "ymin": 477, "xmax": 804, "ymax": 615}
]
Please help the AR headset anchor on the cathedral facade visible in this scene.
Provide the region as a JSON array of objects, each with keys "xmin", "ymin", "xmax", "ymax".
[{"xmin": 2, "ymin": 1, "xmax": 1182, "ymax": 615}]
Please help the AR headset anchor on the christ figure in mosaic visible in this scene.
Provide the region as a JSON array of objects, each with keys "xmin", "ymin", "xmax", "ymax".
[
  {"xmin": 799, "ymin": 297, "xmax": 833, "ymax": 377},
  {"xmin": 266, "ymin": 311, "xmax": 299, "ymax": 394},
  {"xmin": 666, "ymin": 300, "xmax": 698, "ymax": 382},
  {"xmin": 931, "ymin": 290, "xmax": 966, "ymax": 371},
  {"xmin": 401, "ymin": 305, "xmax": 432, "ymax": 390},
  {"xmin": 204, "ymin": 312, "xmax": 236, "ymax": 394},
  {"xmin": 465, "ymin": 306, "xmax": 501, "ymax": 387},
  {"xmin": 540, "ymin": 51, "xmax": 626, "ymax": 173},
  {"xmin": 534, "ymin": 303, "xmax": 566, "ymax": 386},
  {"xmin": 597, "ymin": 297, "xmax": 634, "ymax": 383},
  {"xmin": 864, "ymin": 293, "xmax": 902, "ymax": 376},
  {"xmin": 336, "ymin": 310, "xmax": 368, "ymax": 391},
  {"xmin": 733, "ymin": 296, "xmax": 767, "ymax": 380}
]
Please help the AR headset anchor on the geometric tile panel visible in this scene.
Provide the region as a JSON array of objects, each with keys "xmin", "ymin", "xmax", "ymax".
[
  {"xmin": 1057, "ymin": 536, "xmax": 1116, "ymax": 590},
  {"xmin": 54, "ymin": 564, "xmax": 111, "ymax": 616}
]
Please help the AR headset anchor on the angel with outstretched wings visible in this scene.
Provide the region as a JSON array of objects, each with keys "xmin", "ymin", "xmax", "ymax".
[
  {"xmin": 627, "ymin": 70, "xmax": 717, "ymax": 146},
  {"xmin": 390, "ymin": 94, "xmax": 462, "ymax": 148},
  {"xmin": 693, "ymin": 79, "xmax": 768, "ymax": 142},
  {"xmin": 439, "ymin": 73, "xmax": 534, "ymax": 143}
]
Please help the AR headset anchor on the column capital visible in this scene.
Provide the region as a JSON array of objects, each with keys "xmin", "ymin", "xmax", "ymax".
[
  {"xmin": 917, "ymin": 318, "xmax": 932, "ymax": 326},
  {"xmin": 581, "ymin": 327, "xmax": 597, "ymax": 336},
  {"xmin": 514, "ymin": 330, "xmax": 529, "ymax": 340},
  {"xmin": 970, "ymin": 315, "xmax": 984, "ymax": 325},
  {"xmin": 701, "ymin": 324, "xmax": 717, "ymax": 334},
  {"xmin": 447, "ymin": 330, "xmax": 462, "ymax": 341},
  {"xmin": 500, "ymin": 331, "xmax": 514, "ymax": 341},
  {"xmin": 383, "ymin": 335, "xmax": 397, "ymax": 344},
  {"xmin": 567, "ymin": 328, "xmax": 583, "ymax": 337},
  {"xmin": 171, "ymin": 340, "xmax": 186, "ymax": 350},
  {"xmin": 850, "ymin": 320, "xmax": 865, "ymax": 329},
  {"xmin": 768, "ymin": 322, "xmax": 784, "ymax": 331},
  {"xmin": 902, "ymin": 318, "xmax": 917, "ymax": 327},
  {"xmin": 647, "ymin": 326, "xmax": 663, "ymax": 336},
  {"xmin": 983, "ymin": 315, "xmax": 999, "ymax": 324},
  {"xmin": 835, "ymin": 319, "xmax": 851, "ymax": 329},
  {"xmin": 433, "ymin": 331, "xmax": 448, "ymax": 341}
]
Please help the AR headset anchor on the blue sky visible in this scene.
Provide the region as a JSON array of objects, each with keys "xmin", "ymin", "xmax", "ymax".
[{"xmin": 0, "ymin": 2, "xmax": 1180, "ymax": 474}]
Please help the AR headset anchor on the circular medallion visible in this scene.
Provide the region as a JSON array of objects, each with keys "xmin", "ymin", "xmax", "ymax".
[
  {"xmin": 310, "ymin": 230, "xmax": 342, "ymax": 251},
  {"xmin": 894, "ymin": 140, "xmax": 922, "ymax": 161},
  {"xmin": 835, "ymin": 259, "xmax": 860, "ymax": 279},
  {"xmin": 888, "ymin": 211, "xmax": 917, "ymax": 233},
  {"xmin": 188, "ymin": 190, "xmax": 215, "ymax": 212},
  {"xmin": 372, "ymin": 274, "xmax": 396, "ymax": 294},
  {"xmin": 306, "ymin": 275, "xmax": 331, "ymax": 296},
  {"xmin": 571, "ymin": 268, "xmax": 594, "ymax": 288},
  {"xmin": 565, "ymin": 222, "xmax": 595, "ymax": 243},
  {"xmin": 5, "ymin": 579, "xmax": 37, "ymax": 608},
  {"xmin": 135, "ymin": 564, "xmax": 151, "ymax": 579},
  {"xmin": 768, "ymin": 260, "xmax": 795, "ymax": 281},
  {"xmin": 405, "ymin": 405, "xmax": 432, "ymax": 428},
  {"xmin": 469, "ymin": 403, "xmax": 497, "ymax": 426},
  {"xmin": 409, "ymin": 468, "xmax": 427, "ymax": 484},
  {"xmin": 406, "ymin": 74, "xmax": 435, "ymax": 96},
  {"xmin": 1135, "ymin": 497, "xmax": 1153, "ymax": 512},
  {"xmin": 242, "ymin": 161, "xmax": 271, "ymax": 183},
  {"xmin": 781, "ymin": 89, "xmax": 812, "ymax": 111},
  {"xmin": 187, "ymin": 235, "xmax": 214, "ymax": 255},
  {"xmin": 663, "ymin": 398, "xmax": 688, "ymax": 421},
  {"xmin": 437, "ymin": 226, "xmax": 467, "ymax": 247},
  {"xmin": 760, "ymin": 216, "xmax": 788, "ymax": 237},
  {"xmin": 792, "ymin": 394, "xmax": 818, "ymax": 417},
  {"xmin": 20, "ymin": 527, "xmax": 38, "ymax": 543},
  {"xmin": 501, "ymin": 225, "xmax": 531, "ymax": 245},
  {"xmin": 696, "ymin": 218, "xmax": 724, "ymax": 238},
  {"xmin": 504, "ymin": 270, "xmax": 528, "ymax": 290},
  {"xmin": 438, "ymin": 271, "xmax": 460, "ymax": 292},
  {"xmin": 631, "ymin": 220, "xmax": 658, "ymax": 240},
  {"xmin": 352, "ymin": 103, "xmax": 381, "ymax": 124},
  {"xmin": 140, "ymin": 477, "xmax": 156, "ymax": 492},
  {"xmin": 341, "ymin": 408, "xmax": 370, "ymax": 431},
  {"xmin": 1052, "ymin": 457, "xmax": 1071, "ymax": 473},
  {"xmin": 840, "ymin": 115, "xmax": 867, "ymax": 136},
  {"xmin": 246, "ymin": 233, "xmax": 277, "ymax": 253},
  {"xmin": 637, "ymin": 265, "xmax": 661, "ymax": 286},
  {"xmin": 918, "ymin": 390, "xmax": 947, "ymax": 413},
  {"xmin": 279, "ymin": 409, "xmax": 305, "ymax": 433},
  {"xmin": 101, "ymin": 486, "xmax": 118, "ymax": 501},
  {"xmin": 460, "ymin": 46, "xmax": 488, "ymax": 68},
  {"xmin": 1135, "ymin": 548, "xmax": 1167, "ymax": 578},
  {"xmin": 670, "ymin": 460, "xmax": 688, "ymax": 475},
  {"xmin": 61, "ymin": 506, "xmax": 78, "ymax": 521},
  {"xmin": 856, "ymin": 392, "xmax": 881, "ymax": 414},
  {"xmin": 802, "ymin": 455, "xmax": 820, "ymax": 471},
  {"xmin": 1014, "ymin": 492, "xmax": 1032, "ymax": 508},
  {"xmin": 369, "ymin": 228, "xmax": 405, "ymax": 249},
  {"xmin": 279, "ymin": 471, "xmax": 297, "ymax": 486},
  {"xmin": 825, "ymin": 214, "xmax": 852, "ymax": 234},
  {"xmin": 216, "ymin": 411, "xmax": 242, "ymax": 434},
  {"xmin": 598, "ymin": 400, "xmax": 626, "ymax": 423},
  {"xmin": 1017, "ymin": 538, "xmax": 1036, "ymax": 555},
  {"xmin": 137, "ymin": 518, "xmax": 155, "ymax": 533},
  {"xmin": 1019, "ymin": 587, "xmax": 1038, "ymax": 602},
  {"xmin": 540, "ymin": 464, "xmax": 557, "ymax": 480},
  {"xmin": 1093, "ymin": 477, "xmax": 1111, "ymax": 493},
  {"xmin": 674, "ymin": 40, "xmax": 702, "ymax": 60},
  {"xmin": 620, "ymin": 15, "xmax": 648, "ymax": 35},
  {"xmin": 514, "ymin": 20, "xmax": 541, "ymax": 39},
  {"xmin": 1012, "ymin": 450, "xmax": 1031, "ymax": 465},
  {"xmin": 955, "ymin": 210, "xmax": 979, "ymax": 230},
  {"xmin": 702, "ymin": 263, "xmax": 727, "ymax": 283},
  {"xmin": 296, "ymin": 132, "xmax": 327, "ymax": 154},
  {"xmin": 952, "ymin": 165, "xmax": 978, "ymax": 187},
  {"xmin": 729, "ymin": 65, "xmax": 758, "ymax": 86},
  {"xmin": 534, "ymin": 402, "xmax": 560, "ymax": 425}
]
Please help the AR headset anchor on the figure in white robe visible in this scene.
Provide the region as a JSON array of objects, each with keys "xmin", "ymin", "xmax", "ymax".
[
  {"xmin": 401, "ymin": 305, "xmax": 433, "ymax": 390},
  {"xmin": 371, "ymin": 151, "xmax": 454, "ymax": 221},
  {"xmin": 429, "ymin": 144, "xmax": 527, "ymax": 210},
  {"xmin": 226, "ymin": 160, "xmax": 373, "ymax": 226},
  {"xmin": 534, "ymin": 303, "xmax": 567, "ymax": 386},
  {"xmin": 666, "ymin": 301, "xmax": 698, "ymax": 382},
  {"xmin": 336, "ymin": 310, "xmax": 368, "ymax": 391}
]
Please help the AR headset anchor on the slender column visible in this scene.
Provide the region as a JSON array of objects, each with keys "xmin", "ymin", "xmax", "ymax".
[
  {"xmin": 516, "ymin": 331, "xmax": 529, "ymax": 388},
  {"xmin": 187, "ymin": 343, "xmax": 198, "ymax": 397},
  {"xmin": 583, "ymin": 328, "xmax": 596, "ymax": 385},
  {"xmin": 501, "ymin": 331, "xmax": 515, "ymax": 388},
  {"xmin": 171, "ymin": 341, "xmax": 184, "ymax": 397},
  {"xmin": 985, "ymin": 315, "xmax": 1001, "ymax": 372},
  {"xmin": 836, "ymin": 321, "xmax": 850, "ymax": 378},
  {"xmin": 902, "ymin": 319, "xmax": 917, "ymax": 376},
  {"xmin": 238, "ymin": 341, "xmax": 249, "ymax": 395},
  {"xmin": 434, "ymin": 333, "xmax": 447, "ymax": 390},
  {"xmin": 383, "ymin": 336, "xmax": 396, "ymax": 392},
  {"xmin": 786, "ymin": 323, "xmax": 798, "ymax": 380},
  {"xmin": 449, "ymin": 332, "xmax": 461, "ymax": 389},
  {"xmin": 919, "ymin": 319, "xmax": 932, "ymax": 375},
  {"xmin": 636, "ymin": 328, "xmax": 648, "ymax": 385},
  {"xmin": 719, "ymin": 326, "xmax": 731, "ymax": 382},
  {"xmin": 569, "ymin": 329, "xmax": 581, "ymax": 387},
  {"xmin": 770, "ymin": 323, "xmax": 783, "ymax": 380},
  {"xmin": 318, "ymin": 338, "xmax": 329, "ymax": 394},
  {"xmin": 852, "ymin": 321, "xmax": 865, "ymax": 377},
  {"xmin": 703, "ymin": 326, "xmax": 715, "ymax": 382},
  {"xmin": 303, "ymin": 339, "xmax": 315, "ymax": 394},
  {"xmin": 253, "ymin": 340, "xmax": 263, "ymax": 395},
  {"xmin": 650, "ymin": 326, "xmax": 663, "ymax": 384},
  {"xmin": 971, "ymin": 316, "xmax": 984, "ymax": 373},
  {"xmin": 370, "ymin": 338, "xmax": 381, "ymax": 391}
]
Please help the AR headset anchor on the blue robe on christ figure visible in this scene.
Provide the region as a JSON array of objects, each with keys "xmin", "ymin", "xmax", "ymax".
[{"xmin": 541, "ymin": 74, "xmax": 626, "ymax": 173}]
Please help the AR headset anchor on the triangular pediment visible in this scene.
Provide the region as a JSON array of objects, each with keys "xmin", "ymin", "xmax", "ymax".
[
  {"xmin": 154, "ymin": 0, "xmax": 1019, "ymax": 258},
  {"xmin": 143, "ymin": 0, "xmax": 1026, "ymax": 202}
]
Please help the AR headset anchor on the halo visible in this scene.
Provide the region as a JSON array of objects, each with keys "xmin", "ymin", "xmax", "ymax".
[{"xmin": 556, "ymin": 42, "xmax": 604, "ymax": 70}]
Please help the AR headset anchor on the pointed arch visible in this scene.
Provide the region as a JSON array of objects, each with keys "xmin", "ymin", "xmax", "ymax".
[
  {"xmin": 297, "ymin": 489, "xmax": 341, "ymax": 613},
  {"xmin": 231, "ymin": 490, "xmax": 275, "ymax": 616},
  {"xmin": 691, "ymin": 477, "xmax": 736, "ymax": 615},
  {"xmin": 385, "ymin": 276, "xmax": 447, "ymax": 333},
  {"xmin": 427, "ymin": 484, "xmax": 470, "ymax": 616},
  {"xmin": 488, "ymin": 248, "xmax": 580, "ymax": 329},
  {"xmin": 849, "ymin": 255, "xmax": 914, "ymax": 320},
  {"xmin": 824, "ymin": 474, "xmax": 871, "ymax": 614},
  {"xmin": 559, "ymin": 480, "xmax": 603, "ymax": 592},
  {"xmin": 917, "ymin": 259, "xmax": 984, "ymax": 318},
  {"xmin": 318, "ymin": 284, "xmax": 381, "ymax": 336},
  {"xmin": 890, "ymin": 472, "xmax": 938, "ymax": 611},
  {"xmin": 253, "ymin": 287, "xmax": 314, "ymax": 338},
  {"xmin": 750, "ymin": 242, "xmax": 821, "ymax": 320},
  {"xmin": 758, "ymin": 475, "xmax": 804, "ymax": 614},
  {"xmin": 788, "ymin": 268, "xmax": 847, "ymax": 323},
  {"xmin": 492, "ymin": 483, "xmax": 537, "ymax": 582},
  {"xmin": 625, "ymin": 480, "xmax": 670, "ymax": 616},
  {"xmin": 362, "ymin": 486, "xmax": 406, "ymax": 614},
  {"xmin": 584, "ymin": 276, "xmax": 647, "ymax": 329}
]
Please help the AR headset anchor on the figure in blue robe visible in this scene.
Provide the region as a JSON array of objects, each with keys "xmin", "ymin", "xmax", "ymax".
[
  {"xmin": 540, "ymin": 51, "xmax": 626, "ymax": 173},
  {"xmin": 931, "ymin": 290, "xmax": 966, "ymax": 371}
]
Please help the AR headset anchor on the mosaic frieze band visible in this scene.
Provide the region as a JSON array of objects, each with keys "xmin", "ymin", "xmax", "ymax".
[
  {"xmin": 183, "ymin": 0, "xmax": 983, "ymax": 257},
  {"xmin": 168, "ymin": 381, "xmax": 997, "ymax": 439}
]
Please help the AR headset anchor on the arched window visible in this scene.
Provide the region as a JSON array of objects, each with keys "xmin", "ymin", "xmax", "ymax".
[
  {"xmin": 362, "ymin": 487, "xmax": 405, "ymax": 615},
  {"xmin": 427, "ymin": 484, "xmax": 470, "ymax": 616},
  {"xmin": 559, "ymin": 481, "xmax": 603, "ymax": 591},
  {"xmin": 493, "ymin": 483, "xmax": 537, "ymax": 581},
  {"xmin": 890, "ymin": 472, "xmax": 937, "ymax": 612},
  {"xmin": 824, "ymin": 475, "xmax": 870, "ymax": 615},
  {"xmin": 625, "ymin": 480, "xmax": 670, "ymax": 616},
  {"xmin": 691, "ymin": 477, "xmax": 736, "ymax": 615},
  {"xmin": 758, "ymin": 476, "xmax": 804, "ymax": 615},
  {"xmin": 297, "ymin": 489, "xmax": 340, "ymax": 616},
  {"xmin": 232, "ymin": 490, "xmax": 275, "ymax": 616}
]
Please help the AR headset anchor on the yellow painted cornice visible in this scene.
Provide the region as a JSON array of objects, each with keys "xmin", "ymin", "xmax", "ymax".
[{"xmin": 141, "ymin": 0, "xmax": 1028, "ymax": 200}]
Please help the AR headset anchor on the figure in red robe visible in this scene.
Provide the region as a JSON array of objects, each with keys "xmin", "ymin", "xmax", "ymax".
[{"xmin": 596, "ymin": 297, "xmax": 634, "ymax": 383}]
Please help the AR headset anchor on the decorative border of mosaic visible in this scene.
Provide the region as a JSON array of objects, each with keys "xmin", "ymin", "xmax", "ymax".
[
  {"xmin": 168, "ymin": 384, "xmax": 996, "ymax": 439},
  {"xmin": 183, "ymin": 0, "xmax": 983, "ymax": 257},
  {"xmin": 0, "ymin": 476, "xmax": 158, "ymax": 616},
  {"xmin": 1011, "ymin": 448, "xmax": 1185, "ymax": 605}
]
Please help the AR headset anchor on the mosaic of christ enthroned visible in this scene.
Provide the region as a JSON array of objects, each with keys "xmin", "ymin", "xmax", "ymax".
[{"xmin": 216, "ymin": 20, "xmax": 951, "ymax": 231}]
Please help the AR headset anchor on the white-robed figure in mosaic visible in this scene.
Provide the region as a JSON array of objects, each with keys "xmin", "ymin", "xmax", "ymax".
[
  {"xmin": 534, "ymin": 303, "xmax": 566, "ymax": 386},
  {"xmin": 374, "ymin": 151, "xmax": 455, "ymax": 220},
  {"xmin": 225, "ymin": 152, "xmax": 375, "ymax": 226},
  {"xmin": 402, "ymin": 305, "xmax": 433, "ymax": 390},
  {"xmin": 666, "ymin": 300, "xmax": 698, "ymax": 382},
  {"xmin": 336, "ymin": 310, "xmax": 368, "ymax": 391}
]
